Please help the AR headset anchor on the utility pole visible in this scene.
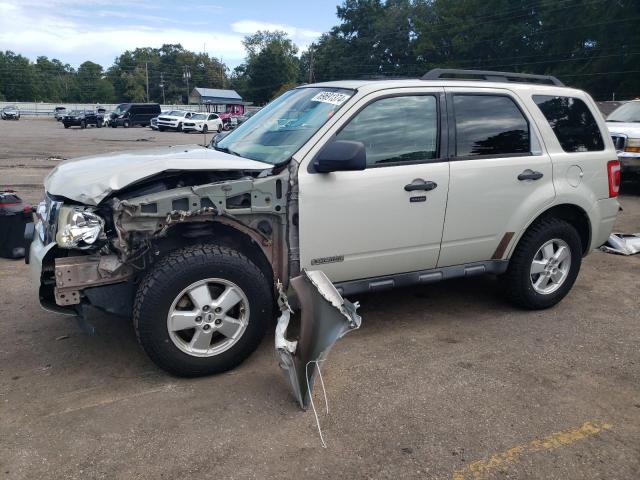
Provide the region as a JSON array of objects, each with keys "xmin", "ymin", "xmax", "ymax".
[
  {"xmin": 145, "ymin": 62, "xmax": 149, "ymax": 102},
  {"xmin": 183, "ymin": 65, "xmax": 191, "ymax": 104},
  {"xmin": 159, "ymin": 72, "xmax": 166, "ymax": 105},
  {"xmin": 308, "ymin": 45, "xmax": 314, "ymax": 84}
]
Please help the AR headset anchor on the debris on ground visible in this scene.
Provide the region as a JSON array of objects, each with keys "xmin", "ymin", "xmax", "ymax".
[{"xmin": 600, "ymin": 233, "xmax": 640, "ymax": 255}]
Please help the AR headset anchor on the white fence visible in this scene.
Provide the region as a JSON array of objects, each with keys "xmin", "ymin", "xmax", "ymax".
[{"xmin": 0, "ymin": 102, "xmax": 205, "ymax": 116}]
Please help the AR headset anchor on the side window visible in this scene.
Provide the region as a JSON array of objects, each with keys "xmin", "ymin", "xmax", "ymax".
[
  {"xmin": 336, "ymin": 95, "xmax": 439, "ymax": 167},
  {"xmin": 453, "ymin": 95, "xmax": 530, "ymax": 157},
  {"xmin": 533, "ymin": 95, "xmax": 604, "ymax": 152}
]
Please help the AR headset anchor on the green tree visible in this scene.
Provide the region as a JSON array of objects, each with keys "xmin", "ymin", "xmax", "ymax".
[
  {"xmin": 76, "ymin": 61, "xmax": 114, "ymax": 102},
  {"xmin": 0, "ymin": 51, "xmax": 37, "ymax": 101},
  {"xmin": 235, "ymin": 31, "xmax": 300, "ymax": 104}
]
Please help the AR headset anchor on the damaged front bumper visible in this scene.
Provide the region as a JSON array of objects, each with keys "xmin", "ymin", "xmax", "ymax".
[{"xmin": 275, "ymin": 270, "xmax": 361, "ymax": 410}]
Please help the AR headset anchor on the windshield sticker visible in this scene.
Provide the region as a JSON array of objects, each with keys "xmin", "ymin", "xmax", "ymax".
[{"xmin": 311, "ymin": 91, "xmax": 350, "ymax": 106}]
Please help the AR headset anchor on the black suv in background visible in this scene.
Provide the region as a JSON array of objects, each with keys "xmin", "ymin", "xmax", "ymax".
[
  {"xmin": 62, "ymin": 110, "xmax": 103, "ymax": 129},
  {"xmin": 110, "ymin": 103, "xmax": 161, "ymax": 128}
]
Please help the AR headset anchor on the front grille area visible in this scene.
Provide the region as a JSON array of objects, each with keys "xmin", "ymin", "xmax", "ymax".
[
  {"xmin": 158, "ymin": 117, "xmax": 173, "ymax": 122},
  {"xmin": 611, "ymin": 135, "xmax": 626, "ymax": 151},
  {"xmin": 183, "ymin": 123, "xmax": 195, "ymax": 127}
]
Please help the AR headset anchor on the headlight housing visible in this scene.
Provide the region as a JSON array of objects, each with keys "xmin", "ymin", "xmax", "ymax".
[{"xmin": 56, "ymin": 206, "xmax": 105, "ymax": 249}]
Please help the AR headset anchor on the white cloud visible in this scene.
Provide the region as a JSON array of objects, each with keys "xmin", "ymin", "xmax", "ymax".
[
  {"xmin": 0, "ymin": 1, "xmax": 244, "ymax": 67},
  {"xmin": 232, "ymin": 19, "xmax": 322, "ymax": 39},
  {"xmin": 0, "ymin": 2, "xmax": 323, "ymax": 68}
]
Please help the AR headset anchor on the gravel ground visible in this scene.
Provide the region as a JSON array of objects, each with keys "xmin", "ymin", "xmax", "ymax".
[{"xmin": 0, "ymin": 119, "xmax": 639, "ymax": 479}]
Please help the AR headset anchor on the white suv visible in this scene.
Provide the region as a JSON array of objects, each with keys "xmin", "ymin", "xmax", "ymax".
[
  {"xmin": 182, "ymin": 113, "xmax": 223, "ymax": 133},
  {"xmin": 606, "ymin": 100, "xmax": 640, "ymax": 176},
  {"xmin": 27, "ymin": 69, "xmax": 620, "ymax": 377},
  {"xmin": 156, "ymin": 110, "xmax": 195, "ymax": 131}
]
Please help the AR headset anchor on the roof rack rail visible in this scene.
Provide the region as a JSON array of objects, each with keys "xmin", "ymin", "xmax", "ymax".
[{"xmin": 422, "ymin": 68, "xmax": 564, "ymax": 86}]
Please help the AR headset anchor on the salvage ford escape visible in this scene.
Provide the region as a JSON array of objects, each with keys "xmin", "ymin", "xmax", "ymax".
[{"xmin": 26, "ymin": 69, "xmax": 620, "ymax": 377}]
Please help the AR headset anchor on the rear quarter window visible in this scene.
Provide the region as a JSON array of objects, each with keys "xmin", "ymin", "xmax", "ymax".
[{"xmin": 533, "ymin": 95, "xmax": 604, "ymax": 152}]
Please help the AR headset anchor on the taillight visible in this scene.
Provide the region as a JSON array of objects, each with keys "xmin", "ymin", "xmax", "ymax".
[{"xmin": 607, "ymin": 160, "xmax": 621, "ymax": 197}]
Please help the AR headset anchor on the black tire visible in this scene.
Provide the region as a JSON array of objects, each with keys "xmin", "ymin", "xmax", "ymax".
[
  {"xmin": 134, "ymin": 244, "xmax": 272, "ymax": 377},
  {"xmin": 64, "ymin": 124, "xmax": 69, "ymax": 129},
  {"xmin": 177, "ymin": 122, "xmax": 183, "ymax": 132},
  {"xmin": 504, "ymin": 218, "xmax": 582, "ymax": 310},
  {"xmin": 96, "ymin": 120, "xmax": 102, "ymax": 128},
  {"xmin": 80, "ymin": 120, "xmax": 86, "ymax": 129},
  {"xmin": 217, "ymin": 124, "xmax": 222, "ymax": 133},
  {"xmin": 202, "ymin": 124, "xmax": 208, "ymax": 134}
]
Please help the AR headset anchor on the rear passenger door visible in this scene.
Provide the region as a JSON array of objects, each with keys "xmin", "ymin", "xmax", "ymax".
[{"xmin": 438, "ymin": 88, "xmax": 555, "ymax": 267}]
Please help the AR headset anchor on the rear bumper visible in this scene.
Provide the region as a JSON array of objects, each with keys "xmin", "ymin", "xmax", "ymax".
[{"xmin": 588, "ymin": 197, "xmax": 621, "ymax": 251}]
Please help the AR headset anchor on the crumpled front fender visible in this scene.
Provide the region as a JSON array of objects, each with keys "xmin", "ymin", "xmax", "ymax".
[{"xmin": 275, "ymin": 270, "xmax": 361, "ymax": 410}]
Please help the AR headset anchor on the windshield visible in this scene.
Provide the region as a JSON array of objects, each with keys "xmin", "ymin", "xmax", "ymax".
[
  {"xmin": 213, "ymin": 87, "xmax": 355, "ymax": 164},
  {"xmin": 113, "ymin": 104, "xmax": 128, "ymax": 115},
  {"xmin": 607, "ymin": 102, "xmax": 640, "ymax": 123},
  {"xmin": 192, "ymin": 113, "xmax": 206, "ymax": 120},
  {"xmin": 168, "ymin": 110, "xmax": 184, "ymax": 116}
]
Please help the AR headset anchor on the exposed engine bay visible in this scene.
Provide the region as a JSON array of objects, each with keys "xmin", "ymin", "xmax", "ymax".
[{"xmin": 36, "ymin": 159, "xmax": 300, "ymax": 316}]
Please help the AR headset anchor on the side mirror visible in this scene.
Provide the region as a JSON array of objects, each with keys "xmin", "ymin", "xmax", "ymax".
[{"xmin": 313, "ymin": 140, "xmax": 367, "ymax": 173}]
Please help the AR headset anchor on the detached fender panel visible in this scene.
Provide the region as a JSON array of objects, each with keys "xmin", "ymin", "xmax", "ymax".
[{"xmin": 275, "ymin": 270, "xmax": 361, "ymax": 410}]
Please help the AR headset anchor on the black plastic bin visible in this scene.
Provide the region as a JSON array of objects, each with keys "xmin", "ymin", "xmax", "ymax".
[{"xmin": 0, "ymin": 191, "xmax": 31, "ymax": 259}]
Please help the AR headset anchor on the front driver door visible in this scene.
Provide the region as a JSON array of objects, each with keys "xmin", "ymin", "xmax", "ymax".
[{"xmin": 298, "ymin": 89, "xmax": 450, "ymax": 283}]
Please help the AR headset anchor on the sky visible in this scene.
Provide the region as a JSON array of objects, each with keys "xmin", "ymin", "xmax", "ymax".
[{"xmin": 0, "ymin": 0, "xmax": 340, "ymax": 69}]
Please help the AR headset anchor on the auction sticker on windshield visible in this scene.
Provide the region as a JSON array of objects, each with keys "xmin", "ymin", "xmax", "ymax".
[{"xmin": 311, "ymin": 91, "xmax": 350, "ymax": 106}]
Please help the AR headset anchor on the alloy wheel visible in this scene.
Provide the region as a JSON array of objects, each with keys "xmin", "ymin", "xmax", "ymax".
[
  {"xmin": 167, "ymin": 278, "xmax": 250, "ymax": 357},
  {"xmin": 530, "ymin": 238, "xmax": 571, "ymax": 295}
]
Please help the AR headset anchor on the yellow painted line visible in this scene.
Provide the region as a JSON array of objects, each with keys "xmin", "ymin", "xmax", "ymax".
[{"xmin": 452, "ymin": 421, "xmax": 613, "ymax": 480}]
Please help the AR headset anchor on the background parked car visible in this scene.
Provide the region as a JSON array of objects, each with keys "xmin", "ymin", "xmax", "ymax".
[
  {"xmin": 110, "ymin": 103, "xmax": 161, "ymax": 128},
  {"xmin": 1, "ymin": 106, "xmax": 20, "ymax": 120},
  {"xmin": 149, "ymin": 111, "xmax": 169, "ymax": 130},
  {"xmin": 157, "ymin": 110, "xmax": 195, "ymax": 131},
  {"xmin": 221, "ymin": 116, "xmax": 238, "ymax": 130},
  {"xmin": 235, "ymin": 111, "xmax": 255, "ymax": 126},
  {"xmin": 54, "ymin": 106, "xmax": 66, "ymax": 121},
  {"xmin": 62, "ymin": 110, "xmax": 103, "ymax": 129},
  {"xmin": 182, "ymin": 113, "xmax": 223, "ymax": 133},
  {"xmin": 607, "ymin": 99, "xmax": 640, "ymax": 178}
]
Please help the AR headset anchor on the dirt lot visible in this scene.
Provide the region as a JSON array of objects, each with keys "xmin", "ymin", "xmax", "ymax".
[{"xmin": 1, "ymin": 119, "xmax": 639, "ymax": 479}]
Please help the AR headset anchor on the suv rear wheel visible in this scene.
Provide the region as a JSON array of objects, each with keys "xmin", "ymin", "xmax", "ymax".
[
  {"xmin": 133, "ymin": 244, "xmax": 272, "ymax": 377},
  {"xmin": 504, "ymin": 218, "xmax": 582, "ymax": 310}
]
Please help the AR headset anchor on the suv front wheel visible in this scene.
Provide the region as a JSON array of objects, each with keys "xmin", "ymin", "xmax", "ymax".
[
  {"xmin": 504, "ymin": 218, "xmax": 582, "ymax": 310},
  {"xmin": 133, "ymin": 244, "xmax": 272, "ymax": 377}
]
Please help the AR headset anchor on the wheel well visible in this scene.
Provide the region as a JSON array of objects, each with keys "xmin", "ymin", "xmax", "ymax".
[
  {"xmin": 531, "ymin": 204, "xmax": 591, "ymax": 254},
  {"xmin": 152, "ymin": 222, "xmax": 275, "ymax": 285}
]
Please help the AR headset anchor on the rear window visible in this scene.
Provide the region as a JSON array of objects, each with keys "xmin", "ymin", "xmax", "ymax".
[
  {"xmin": 453, "ymin": 95, "xmax": 530, "ymax": 157},
  {"xmin": 533, "ymin": 95, "xmax": 604, "ymax": 152}
]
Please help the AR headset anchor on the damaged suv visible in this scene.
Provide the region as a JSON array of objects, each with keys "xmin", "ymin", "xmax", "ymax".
[{"xmin": 26, "ymin": 69, "xmax": 620, "ymax": 377}]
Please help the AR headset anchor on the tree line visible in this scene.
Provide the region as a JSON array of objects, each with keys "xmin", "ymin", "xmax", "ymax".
[{"xmin": 1, "ymin": 0, "xmax": 638, "ymax": 105}]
